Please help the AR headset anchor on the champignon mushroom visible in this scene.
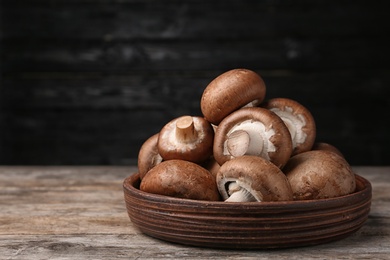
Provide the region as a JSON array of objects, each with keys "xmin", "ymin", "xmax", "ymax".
[
  {"xmin": 137, "ymin": 133, "xmax": 163, "ymax": 180},
  {"xmin": 213, "ymin": 107, "xmax": 293, "ymax": 168},
  {"xmin": 262, "ymin": 98, "xmax": 316, "ymax": 156},
  {"xmin": 157, "ymin": 115, "xmax": 214, "ymax": 163},
  {"xmin": 200, "ymin": 68, "xmax": 266, "ymax": 125},
  {"xmin": 140, "ymin": 159, "xmax": 221, "ymax": 201},
  {"xmin": 283, "ymin": 150, "xmax": 356, "ymax": 200},
  {"xmin": 216, "ymin": 155, "xmax": 293, "ymax": 202},
  {"xmin": 311, "ymin": 142, "xmax": 344, "ymax": 158}
]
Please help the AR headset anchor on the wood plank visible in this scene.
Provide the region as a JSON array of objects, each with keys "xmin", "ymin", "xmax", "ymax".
[
  {"xmin": 1, "ymin": 232, "xmax": 390, "ymax": 259},
  {"xmin": 3, "ymin": 39, "xmax": 388, "ymax": 72},
  {"xmin": 0, "ymin": 166, "xmax": 135, "ymax": 235},
  {"xmin": 0, "ymin": 166, "xmax": 389, "ymax": 259},
  {"xmin": 0, "ymin": 72, "xmax": 208, "ymax": 111},
  {"xmin": 3, "ymin": 0, "xmax": 388, "ymax": 39},
  {"xmin": 5, "ymin": 69, "xmax": 389, "ymax": 109}
]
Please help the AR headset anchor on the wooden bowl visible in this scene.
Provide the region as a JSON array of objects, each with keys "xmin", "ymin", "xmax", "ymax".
[{"xmin": 123, "ymin": 173, "xmax": 371, "ymax": 249}]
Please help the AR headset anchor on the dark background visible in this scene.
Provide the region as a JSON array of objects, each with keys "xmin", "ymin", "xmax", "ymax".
[{"xmin": 0, "ymin": 0, "xmax": 389, "ymax": 166}]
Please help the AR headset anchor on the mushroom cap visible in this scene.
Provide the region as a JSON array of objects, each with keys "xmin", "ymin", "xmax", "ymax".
[
  {"xmin": 262, "ymin": 98, "xmax": 316, "ymax": 156},
  {"xmin": 216, "ymin": 155, "xmax": 293, "ymax": 202},
  {"xmin": 201, "ymin": 68, "xmax": 266, "ymax": 125},
  {"xmin": 137, "ymin": 133, "xmax": 163, "ymax": 180},
  {"xmin": 140, "ymin": 160, "xmax": 221, "ymax": 201},
  {"xmin": 311, "ymin": 142, "xmax": 344, "ymax": 158},
  {"xmin": 283, "ymin": 150, "xmax": 356, "ymax": 200},
  {"xmin": 157, "ymin": 115, "xmax": 214, "ymax": 163},
  {"xmin": 213, "ymin": 107, "xmax": 293, "ymax": 168}
]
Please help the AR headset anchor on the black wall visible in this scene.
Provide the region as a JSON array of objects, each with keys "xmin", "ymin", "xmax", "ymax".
[{"xmin": 1, "ymin": 1, "xmax": 389, "ymax": 165}]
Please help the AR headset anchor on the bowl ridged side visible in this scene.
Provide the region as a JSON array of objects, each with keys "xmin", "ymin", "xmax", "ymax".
[{"xmin": 123, "ymin": 173, "xmax": 371, "ymax": 249}]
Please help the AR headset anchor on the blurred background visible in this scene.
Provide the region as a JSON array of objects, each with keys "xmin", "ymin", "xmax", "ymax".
[{"xmin": 0, "ymin": 0, "xmax": 389, "ymax": 166}]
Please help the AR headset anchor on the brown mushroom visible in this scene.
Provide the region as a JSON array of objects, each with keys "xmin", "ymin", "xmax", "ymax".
[
  {"xmin": 140, "ymin": 160, "xmax": 221, "ymax": 201},
  {"xmin": 200, "ymin": 68, "xmax": 266, "ymax": 125},
  {"xmin": 216, "ymin": 156, "xmax": 293, "ymax": 202},
  {"xmin": 213, "ymin": 107, "xmax": 293, "ymax": 168},
  {"xmin": 311, "ymin": 142, "xmax": 344, "ymax": 158},
  {"xmin": 137, "ymin": 133, "xmax": 163, "ymax": 180},
  {"xmin": 283, "ymin": 150, "xmax": 356, "ymax": 200},
  {"xmin": 262, "ymin": 98, "xmax": 316, "ymax": 156},
  {"xmin": 157, "ymin": 115, "xmax": 214, "ymax": 163}
]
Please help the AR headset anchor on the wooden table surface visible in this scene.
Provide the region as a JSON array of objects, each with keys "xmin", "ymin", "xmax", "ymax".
[{"xmin": 0, "ymin": 166, "xmax": 389, "ymax": 259}]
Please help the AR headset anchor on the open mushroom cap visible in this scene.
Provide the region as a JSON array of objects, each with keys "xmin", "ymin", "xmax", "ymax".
[
  {"xmin": 137, "ymin": 133, "xmax": 163, "ymax": 180},
  {"xmin": 216, "ymin": 156, "xmax": 293, "ymax": 202},
  {"xmin": 157, "ymin": 115, "xmax": 214, "ymax": 163},
  {"xmin": 213, "ymin": 107, "xmax": 292, "ymax": 168},
  {"xmin": 140, "ymin": 159, "xmax": 221, "ymax": 201},
  {"xmin": 201, "ymin": 68, "xmax": 266, "ymax": 125},
  {"xmin": 262, "ymin": 97, "xmax": 316, "ymax": 156},
  {"xmin": 283, "ymin": 150, "xmax": 356, "ymax": 200}
]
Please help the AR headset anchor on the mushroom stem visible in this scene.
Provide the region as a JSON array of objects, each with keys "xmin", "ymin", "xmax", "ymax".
[
  {"xmin": 225, "ymin": 120, "xmax": 266, "ymax": 157},
  {"xmin": 176, "ymin": 116, "xmax": 197, "ymax": 143},
  {"xmin": 151, "ymin": 153, "xmax": 163, "ymax": 166},
  {"xmin": 226, "ymin": 130, "xmax": 250, "ymax": 157},
  {"xmin": 225, "ymin": 182, "xmax": 258, "ymax": 202}
]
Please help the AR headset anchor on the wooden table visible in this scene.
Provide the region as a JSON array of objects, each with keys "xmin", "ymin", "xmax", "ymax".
[{"xmin": 1, "ymin": 166, "xmax": 389, "ymax": 259}]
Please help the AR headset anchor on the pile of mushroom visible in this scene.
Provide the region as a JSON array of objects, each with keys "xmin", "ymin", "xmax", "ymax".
[{"xmin": 137, "ymin": 68, "xmax": 356, "ymax": 202}]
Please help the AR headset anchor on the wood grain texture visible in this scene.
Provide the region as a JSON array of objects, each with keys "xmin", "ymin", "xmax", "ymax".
[
  {"xmin": 1, "ymin": 0, "xmax": 389, "ymax": 165},
  {"xmin": 0, "ymin": 166, "xmax": 389, "ymax": 259}
]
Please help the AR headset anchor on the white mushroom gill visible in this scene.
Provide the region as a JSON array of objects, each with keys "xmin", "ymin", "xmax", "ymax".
[
  {"xmin": 270, "ymin": 107, "xmax": 307, "ymax": 149},
  {"xmin": 222, "ymin": 120, "xmax": 276, "ymax": 160},
  {"xmin": 242, "ymin": 99, "xmax": 261, "ymax": 108},
  {"xmin": 151, "ymin": 153, "xmax": 163, "ymax": 166},
  {"xmin": 225, "ymin": 182, "xmax": 258, "ymax": 202}
]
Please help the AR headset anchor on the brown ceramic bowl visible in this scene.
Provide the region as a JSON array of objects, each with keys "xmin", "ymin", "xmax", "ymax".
[{"xmin": 123, "ymin": 173, "xmax": 371, "ymax": 249}]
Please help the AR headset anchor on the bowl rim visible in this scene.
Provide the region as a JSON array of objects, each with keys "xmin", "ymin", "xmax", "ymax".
[{"xmin": 123, "ymin": 172, "xmax": 372, "ymax": 209}]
